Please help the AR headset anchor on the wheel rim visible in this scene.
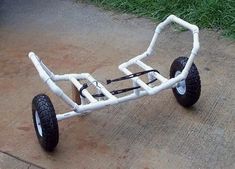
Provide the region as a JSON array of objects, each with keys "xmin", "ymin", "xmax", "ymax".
[
  {"xmin": 35, "ymin": 111, "xmax": 43, "ymax": 137},
  {"xmin": 175, "ymin": 71, "xmax": 186, "ymax": 95}
]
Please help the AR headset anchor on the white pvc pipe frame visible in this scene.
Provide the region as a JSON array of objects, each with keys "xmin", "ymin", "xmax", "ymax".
[{"xmin": 28, "ymin": 15, "xmax": 199, "ymax": 121}]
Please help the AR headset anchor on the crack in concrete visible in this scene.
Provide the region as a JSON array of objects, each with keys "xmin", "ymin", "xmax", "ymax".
[{"xmin": 0, "ymin": 150, "xmax": 45, "ymax": 169}]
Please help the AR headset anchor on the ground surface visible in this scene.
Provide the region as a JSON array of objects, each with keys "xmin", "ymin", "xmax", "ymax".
[{"xmin": 0, "ymin": 0, "xmax": 234, "ymax": 169}]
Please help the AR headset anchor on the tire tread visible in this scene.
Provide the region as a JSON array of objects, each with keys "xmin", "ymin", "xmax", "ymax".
[
  {"xmin": 32, "ymin": 94, "xmax": 59, "ymax": 151},
  {"xmin": 170, "ymin": 57, "xmax": 201, "ymax": 107}
]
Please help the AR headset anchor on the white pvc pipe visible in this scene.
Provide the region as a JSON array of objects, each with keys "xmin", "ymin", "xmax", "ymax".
[
  {"xmin": 119, "ymin": 15, "xmax": 199, "ymax": 80},
  {"xmin": 70, "ymin": 77, "xmax": 97, "ymax": 103},
  {"xmin": 29, "ymin": 15, "xmax": 200, "ymax": 121},
  {"xmin": 56, "ymin": 90, "xmax": 148, "ymax": 121},
  {"xmin": 120, "ymin": 67, "xmax": 152, "ymax": 94},
  {"xmin": 85, "ymin": 74, "xmax": 117, "ymax": 101},
  {"xmin": 29, "ymin": 52, "xmax": 80, "ymax": 110},
  {"xmin": 135, "ymin": 60, "xmax": 168, "ymax": 82}
]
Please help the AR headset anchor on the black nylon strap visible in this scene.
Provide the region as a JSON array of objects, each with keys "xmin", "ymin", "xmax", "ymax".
[
  {"xmin": 80, "ymin": 69, "xmax": 159, "ymax": 98},
  {"xmin": 106, "ymin": 69, "xmax": 159, "ymax": 84},
  {"xmin": 92, "ymin": 78, "xmax": 158, "ymax": 98},
  {"xmin": 79, "ymin": 83, "xmax": 88, "ymax": 98}
]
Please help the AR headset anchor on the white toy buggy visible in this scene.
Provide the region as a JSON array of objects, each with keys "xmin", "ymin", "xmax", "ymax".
[{"xmin": 29, "ymin": 15, "xmax": 201, "ymax": 151}]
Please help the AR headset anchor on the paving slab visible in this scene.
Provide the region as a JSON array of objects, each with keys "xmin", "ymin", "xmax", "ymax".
[{"xmin": 0, "ymin": 151, "xmax": 43, "ymax": 169}]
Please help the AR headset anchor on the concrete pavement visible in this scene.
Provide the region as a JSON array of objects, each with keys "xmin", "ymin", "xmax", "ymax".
[{"xmin": 0, "ymin": 151, "xmax": 43, "ymax": 169}]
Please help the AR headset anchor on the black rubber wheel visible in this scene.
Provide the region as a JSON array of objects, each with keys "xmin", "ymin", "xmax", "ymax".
[
  {"xmin": 32, "ymin": 94, "xmax": 59, "ymax": 151},
  {"xmin": 170, "ymin": 57, "xmax": 201, "ymax": 107}
]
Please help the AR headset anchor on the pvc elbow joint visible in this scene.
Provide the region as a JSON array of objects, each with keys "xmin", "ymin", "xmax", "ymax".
[
  {"xmin": 28, "ymin": 52, "xmax": 35, "ymax": 59},
  {"xmin": 146, "ymin": 49, "xmax": 152, "ymax": 56},
  {"xmin": 119, "ymin": 63, "xmax": 127, "ymax": 70},
  {"xmin": 168, "ymin": 14, "xmax": 175, "ymax": 20},
  {"xmin": 192, "ymin": 25, "xmax": 199, "ymax": 34}
]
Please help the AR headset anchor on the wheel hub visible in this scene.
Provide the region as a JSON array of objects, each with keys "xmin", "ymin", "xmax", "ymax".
[
  {"xmin": 35, "ymin": 111, "xmax": 42, "ymax": 136},
  {"xmin": 175, "ymin": 71, "xmax": 186, "ymax": 95}
]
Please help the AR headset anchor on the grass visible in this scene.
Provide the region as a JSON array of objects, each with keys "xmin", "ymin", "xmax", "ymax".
[{"xmin": 86, "ymin": 0, "xmax": 235, "ymax": 39}]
